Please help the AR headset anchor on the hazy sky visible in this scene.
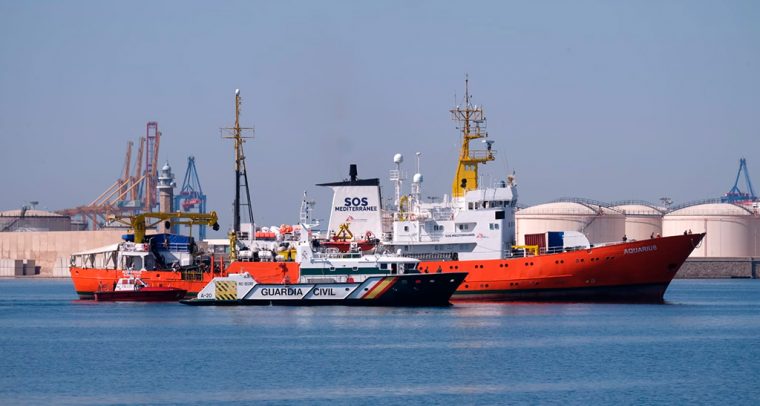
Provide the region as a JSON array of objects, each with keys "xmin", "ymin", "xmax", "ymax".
[{"xmin": 1, "ymin": 0, "xmax": 758, "ymax": 234}]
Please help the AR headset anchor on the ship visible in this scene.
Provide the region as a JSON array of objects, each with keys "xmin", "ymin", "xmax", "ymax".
[
  {"xmin": 69, "ymin": 211, "xmax": 227, "ymax": 299},
  {"xmin": 93, "ymin": 276, "xmax": 186, "ymax": 302},
  {"xmin": 182, "ymin": 236, "xmax": 466, "ymax": 306},
  {"xmin": 68, "ymin": 90, "xmax": 299, "ymax": 299},
  {"xmin": 316, "ymin": 78, "xmax": 704, "ymax": 302}
]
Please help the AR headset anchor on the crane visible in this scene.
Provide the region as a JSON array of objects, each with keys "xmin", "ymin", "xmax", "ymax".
[
  {"xmin": 57, "ymin": 122, "xmax": 162, "ymax": 228},
  {"xmin": 722, "ymin": 158, "xmax": 757, "ymax": 203},
  {"xmin": 107, "ymin": 211, "xmax": 220, "ymax": 244},
  {"xmin": 174, "ymin": 156, "xmax": 209, "ymax": 239}
]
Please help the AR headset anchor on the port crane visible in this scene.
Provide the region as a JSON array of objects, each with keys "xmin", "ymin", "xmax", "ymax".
[
  {"xmin": 57, "ymin": 122, "xmax": 162, "ymax": 229},
  {"xmin": 107, "ymin": 212, "xmax": 220, "ymax": 244},
  {"xmin": 174, "ymin": 156, "xmax": 209, "ymax": 239},
  {"xmin": 721, "ymin": 158, "xmax": 757, "ymax": 203}
]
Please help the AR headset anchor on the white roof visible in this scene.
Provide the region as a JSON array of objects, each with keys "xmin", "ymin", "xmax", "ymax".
[
  {"xmin": 518, "ymin": 201, "xmax": 622, "ymax": 216},
  {"xmin": 611, "ymin": 204, "xmax": 664, "ymax": 216},
  {"xmin": 464, "ymin": 187, "xmax": 514, "ymax": 203},
  {"xmin": 0, "ymin": 209, "xmax": 67, "ymax": 218},
  {"xmin": 72, "ymin": 243, "xmax": 121, "ymax": 256},
  {"xmin": 666, "ymin": 203, "xmax": 755, "ymax": 217}
]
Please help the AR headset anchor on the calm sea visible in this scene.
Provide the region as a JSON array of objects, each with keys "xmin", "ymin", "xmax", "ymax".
[{"xmin": 0, "ymin": 279, "xmax": 759, "ymax": 405}]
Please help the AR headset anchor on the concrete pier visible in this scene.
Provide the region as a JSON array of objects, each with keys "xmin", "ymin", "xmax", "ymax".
[{"xmin": 675, "ymin": 258, "xmax": 760, "ymax": 279}]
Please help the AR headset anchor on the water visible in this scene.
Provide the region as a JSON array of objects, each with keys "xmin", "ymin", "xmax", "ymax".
[{"xmin": 1, "ymin": 279, "xmax": 759, "ymax": 405}]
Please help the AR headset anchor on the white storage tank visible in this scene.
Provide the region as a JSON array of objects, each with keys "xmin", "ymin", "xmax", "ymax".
[
  {"xmin": 610, "ymin": 201, "xmax": 665, "ymax": 242},
  {"xmin": 662, "ymin": 202, "xmax": 760, "ymax": 258},
  {"xmin": 516, "ymin": 199, "xmax": 625, "ymax": 246}
]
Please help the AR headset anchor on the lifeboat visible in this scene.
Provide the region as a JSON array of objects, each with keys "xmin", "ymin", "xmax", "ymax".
[{"xmin": 94, "ymin": 277, "xmax": 186, "ymax": 302}]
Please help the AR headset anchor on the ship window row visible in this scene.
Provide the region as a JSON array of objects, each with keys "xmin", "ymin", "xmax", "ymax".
[
  {"xmin": 468, "ymin": 200, "xmax": 510, "ymax": 210},
  {"xmin": 489, "ymin": 223, "xmax": 500, "ymax": 230}
]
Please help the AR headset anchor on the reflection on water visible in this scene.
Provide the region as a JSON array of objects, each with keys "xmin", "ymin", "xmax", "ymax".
[{"xmin": 0, "ymin": 279, "xmax": 759, "ymax": 405}]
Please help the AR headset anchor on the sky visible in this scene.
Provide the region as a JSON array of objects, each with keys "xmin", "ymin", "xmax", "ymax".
[{"xmin": 1, "ymin": 0, "xmax": 758, "ymax": 235}]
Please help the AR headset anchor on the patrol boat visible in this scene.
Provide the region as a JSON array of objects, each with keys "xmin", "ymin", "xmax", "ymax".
[{"xmin": 182, "ymin": 235, "xmax": 467, "ymax": 306}]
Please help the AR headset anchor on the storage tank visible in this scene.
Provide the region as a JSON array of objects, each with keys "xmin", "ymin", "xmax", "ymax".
[
  {"xmin": 662, "ymin": 202, "xmax": 759, "ymax": 257},
  {"xmin": 516, "ymin": 199, "xmax": 625, "ymax": 246},
  {"xmin": 0, "ymin": 209, "xmax": 71, "ymax": 232},
  {"xmin": 610, "ymin": 201, "xmax": 664, "ymax": 242}
]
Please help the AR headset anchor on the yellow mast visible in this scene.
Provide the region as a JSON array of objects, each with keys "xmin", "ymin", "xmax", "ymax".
[{"xmin": 450, "ymin": 76, "xmax": 495, "ymax": 198}]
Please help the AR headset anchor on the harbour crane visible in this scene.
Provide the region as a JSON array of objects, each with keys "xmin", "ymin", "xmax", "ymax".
[
  {"xmin": 57, "ymin": 122, "xmax": 162, "ymax": 228},
  {"xmin": 721, "ymin": 158, "xmax": 757, "ymax": 203},
  {"xmin": 174, "ymin": 156, "xmax": 209, "ymax": 239}
]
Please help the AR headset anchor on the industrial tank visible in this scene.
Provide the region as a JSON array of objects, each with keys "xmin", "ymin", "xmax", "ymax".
[
  {"xmin": 0, "ymin": 209, "xmax": 72, "ymax": 232},
  {"xmin": 662, "ymin": 202, "xmax": 759, "ymax": 257},
  {"xmin": 610, "ymin": 202, "xmax": 665, "ymax": 242},
  {"xmin": 516, "ymin": 200, "xmax": 625, "ymax": 246}
]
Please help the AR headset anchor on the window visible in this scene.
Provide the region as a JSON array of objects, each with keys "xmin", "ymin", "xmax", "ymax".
[
  {"xmin": 404, "ymin": 226, "xmax": 409, "ymax": 232},
  {"xmin": 494, "ymin": 223, "xmax": 500, "ymax": 230}
]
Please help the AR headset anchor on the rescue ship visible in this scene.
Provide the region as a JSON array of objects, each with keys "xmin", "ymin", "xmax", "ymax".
[{"xmin": 316, "ymin": 78, "xmax": 703, "ymax": 302}]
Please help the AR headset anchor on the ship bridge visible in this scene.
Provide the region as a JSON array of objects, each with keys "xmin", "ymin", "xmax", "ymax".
[{"xmin": 464, "ymin": 186, "xmax": 516, "ymax": 211}]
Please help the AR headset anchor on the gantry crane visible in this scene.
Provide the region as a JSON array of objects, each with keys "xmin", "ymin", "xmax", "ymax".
[
  {"xmin": 57, "ymin": 122, "xmax": 162, "ymax": 228},
  {"xmin": 174, "ymin": 156, "xmax": 209, "ymax": 239},
  {"xmin": 721, "ymin": 158, "xmax": 757, "ymax": 203}
]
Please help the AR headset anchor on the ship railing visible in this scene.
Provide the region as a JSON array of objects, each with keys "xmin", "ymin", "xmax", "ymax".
[
  {"xmin": 509, "ymin": 245, "xmax": 589, "ymax": 257},
  {"xmin": 463, "ymin": 150, "xmax": 496, "ymax": 161}
]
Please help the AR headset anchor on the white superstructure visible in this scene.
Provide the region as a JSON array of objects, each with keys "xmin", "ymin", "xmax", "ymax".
[{"xmin": 386, "ymin": 176, "xmax": 518, "ymax": 260}]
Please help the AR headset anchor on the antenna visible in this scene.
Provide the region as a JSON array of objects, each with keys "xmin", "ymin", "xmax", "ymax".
[{"xmin": 221, "ymin": 89, "xmax": 255, "ymax": 234}]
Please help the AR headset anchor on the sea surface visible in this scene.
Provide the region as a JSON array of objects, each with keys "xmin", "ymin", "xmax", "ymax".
[{"xmin": 0, "ymin": 279, "xmax": 759, "ymax": 405}]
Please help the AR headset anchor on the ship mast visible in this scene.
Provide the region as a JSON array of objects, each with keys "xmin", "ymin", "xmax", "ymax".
[
  {"xmin": 222, "ymin": 89, "xmax": 255, "ymax": 235},
  {"xmin": 450, "ymin": 76, "xmax": 495, "ymax": 198}
]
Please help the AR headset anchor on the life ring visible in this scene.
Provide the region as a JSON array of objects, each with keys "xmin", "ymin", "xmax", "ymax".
[{"xmin": 365, "ymin": 231, "xmax": 375, "ymax": 240}]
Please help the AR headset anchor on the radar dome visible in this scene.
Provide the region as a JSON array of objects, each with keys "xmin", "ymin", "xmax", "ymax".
[
  {"xmin": 393, "ymin": 153, "xmax": 404, "ymax": 164},
  {"xmin": 413, "ymin": 173, "xmax": 423, "ymax": 183}
]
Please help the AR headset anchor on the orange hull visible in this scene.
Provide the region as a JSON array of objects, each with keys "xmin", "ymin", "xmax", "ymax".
[
  {"xmin": 418, "ymin": 233, "xmax": 704, "ymax": 302},
  {"xmin": 70, "ymin": 262, "xmax": 300, "ymax": 300},
  {"xmin": 70, "ymin": 234, "xmax": 702, "ymax": 302}
]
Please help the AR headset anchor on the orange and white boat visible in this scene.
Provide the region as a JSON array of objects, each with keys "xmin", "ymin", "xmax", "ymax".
[
  {"xmin": 315, "ymin": 78, "xmax": 703, "ymax": 302},
  {"xmin": 70, "ymin": 84, "xmax": 703, "ymax": 302}
]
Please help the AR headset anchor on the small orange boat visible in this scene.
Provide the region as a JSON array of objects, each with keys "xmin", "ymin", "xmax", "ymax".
[{"xmin": 93, "ymin": 277, "xmax": 186, "ymax": 302}]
